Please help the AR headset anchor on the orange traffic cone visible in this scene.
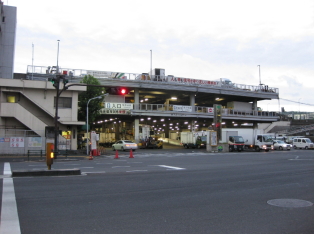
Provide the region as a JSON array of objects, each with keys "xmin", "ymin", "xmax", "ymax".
[
  {"xmin": 114, "ymin": 150, "xmax": 119, "ymax": 159},
  {"xmin": 129, "ymin": 150, "xmax": 134, "ymax": 158},
  {"xmin": 89, "ymin": 151, "xmax": 93, "ymax": 160}
]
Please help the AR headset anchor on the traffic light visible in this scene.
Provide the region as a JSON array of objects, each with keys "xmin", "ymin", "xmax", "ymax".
[
  {"xmin": 107, "ymin": 87, "xmax": 129, "ymax": 95},
  {"xmin": 62, "ymin": 77, "xmax": 69, "ymax": 90},
  {"xmin": 46, "ymin": 143, "xmax": 54, "ymax": 170},
  {"xmin": 50, "ymin": 76, "xmax": 60, "ymax": 89},
  {"xmin": 118, "ymin": 87, "xmax": 128, "ymax": 95},
  {"xmin": 63, "ymin": 78, "xmax": 69, "ymax": 85},
  {"xmin": 50, "ymin": 77, "xmax": 57, "ymax": 88}
]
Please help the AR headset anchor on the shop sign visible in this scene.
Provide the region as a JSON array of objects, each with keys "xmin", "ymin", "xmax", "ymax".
[{"xmin": 104, "ymin": 103, "xmax": 133, "ymax": 110}]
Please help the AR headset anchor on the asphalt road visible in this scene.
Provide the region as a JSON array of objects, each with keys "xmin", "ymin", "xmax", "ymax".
[{"xmin": 1, "ymin": 149, "xmax": 314, "ymax": 234}]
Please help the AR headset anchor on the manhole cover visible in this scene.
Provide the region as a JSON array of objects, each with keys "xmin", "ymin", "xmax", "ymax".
[{"xmin": 267, "ymin": 199, "xmax": 313, "ymax": 208}]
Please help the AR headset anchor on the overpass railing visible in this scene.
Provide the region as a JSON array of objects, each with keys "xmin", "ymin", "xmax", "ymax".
[
  {"xmin": 131, "ymin": 104, "xmax": 278, "ymax": 117},
  {"xmin": 26, "ymin": 65, "xmax": 279, "ymax": 94}
]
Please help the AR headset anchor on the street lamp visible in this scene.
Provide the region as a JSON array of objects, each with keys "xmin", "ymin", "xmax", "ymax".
[
  {"xmin": 57, "ymin": 40, "xmax": 60, "ymax": 74},
  {"xmin": 257, "ymin": 65, "xmax": 261, "ymax": 85},
  {"xmin": 298, "ymin": 98, "xmax": 302, "ymax": 119},
  {"xmin": 86, "ymin": 94, "xmax": 108, "ymax": 155}
]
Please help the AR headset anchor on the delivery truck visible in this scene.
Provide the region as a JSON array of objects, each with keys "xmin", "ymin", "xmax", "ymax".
[
  {"xmin": 181, "ymin": 131, "xmax": 208, "ymax": 149},
  {"xmin": 221, "ymin": 128, "xmax": 274, "ymax": 152}
]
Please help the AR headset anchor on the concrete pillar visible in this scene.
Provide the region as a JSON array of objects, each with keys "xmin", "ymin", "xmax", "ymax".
[
  {"xmin": 134, "ymin": 118, "xmax": 140, "ymax": 143},
  {"xmin": 253, "ymin": 99, "xmax": 257, "ymax": 111},
  {"xmin": 133, "ymin": 88, "xmax": 140, "ymax": 143},
  {"xmin": 190, "ymin": 93, "xmax": 195, "ymax": 112},
  {"xmin": 134, "ymin": 88, "xmax": 139, "ymax": 110}
]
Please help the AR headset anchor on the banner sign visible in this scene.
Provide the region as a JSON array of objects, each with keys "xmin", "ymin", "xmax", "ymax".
[
  {"xmin": 104, "ymin": 103, "xmax": 133, "ymax": 110},
  {"xmin": 173, "ymin": 105, "xmax": 192, "ymax": 112},
  {"xmin": 10, "ymin": 137, "xmax": 24, "ymax": 147}
]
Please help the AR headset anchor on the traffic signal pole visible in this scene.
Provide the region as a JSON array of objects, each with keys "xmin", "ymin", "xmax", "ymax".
[
  {"xmin": 52, "ymin": 75, "xmax": 68, "ymax": 159},
  {"xmin": 50, "ymin": 81, "xmax": 116, "ymax": 158},
  {"xmin": 53, "ymin": 75, "xmax": 61, "ymax": 159}
]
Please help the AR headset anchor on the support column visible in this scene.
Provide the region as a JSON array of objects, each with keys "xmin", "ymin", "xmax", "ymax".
[
  {"xmin": 190, "ymin": 93, "xmax": 195, "ymax": 112},
  {"xmin": 134, "ymin": 118, "xmax": 140, "ymax": 143},
  {"xmin": 133, "ymin": 88, "xmax": 140, "ymax": 143},
  {"xmin": 253, "ymin": 99, "xmax": 257, "ymax": 111},
  {"xmin": 134, "ymin": 88, "xmax": 139, "ymax": 110}
]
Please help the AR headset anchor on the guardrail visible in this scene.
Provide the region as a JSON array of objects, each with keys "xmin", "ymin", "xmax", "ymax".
[
  {"xmin": 131, "ymin": 104, "xmax": 278, "ymax": 117},
  {"xmin": 26, "ymin": 65, "xmax": 279, "ymax": 94}
]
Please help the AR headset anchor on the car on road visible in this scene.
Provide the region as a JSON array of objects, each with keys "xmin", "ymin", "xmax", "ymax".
[
  {"xmin": 293, "ymin": 137, "xmax": 314, "ymax": 149},
  {"xmin": 272, "ymin": 140, "xmax": 291, "ymax": 150},
  {"xmin": 112, "ymin": 140, "xmax": 138, "ymax": 151}
]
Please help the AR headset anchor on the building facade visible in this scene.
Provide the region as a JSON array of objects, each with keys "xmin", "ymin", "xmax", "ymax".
[
  {"xmin": 0, "ymin": 78, "xmax": 86, "ymax": 154},
  {"xmin": 0, "ymin": 2, "xmax": 16, "ymax": 79}
]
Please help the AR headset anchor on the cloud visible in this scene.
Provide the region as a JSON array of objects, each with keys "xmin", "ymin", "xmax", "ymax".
[{"xmin": 8, "ymin": 0, "xmax": 314, "ymax": 112}]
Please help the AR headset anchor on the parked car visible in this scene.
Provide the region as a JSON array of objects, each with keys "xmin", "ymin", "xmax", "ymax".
[
  {"xmin": 112, "ymin": 140, "xmax": 138, "ymax": 151},
  {"xmin": 293, "ymin": 138, "xmax": 314, "ymax": 149},
  {"xmin": 272, "ymin": 140, "xmax": 291, "ymax": 150}
]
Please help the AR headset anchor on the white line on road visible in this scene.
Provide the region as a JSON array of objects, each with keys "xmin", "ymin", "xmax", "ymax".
[
  {"xmin": 0, "ymin": 163, "xmax": 21, "ymax": 234},
  {"xmin": 126, "ymin": 170, "xmax": 148, "ymax": 173},
  {"xmin": 112, "ymin": 166, "xmax": 131, "ymax": 168},
  {"xmin": 83, "ymin": 171, "xmax": 106, "ymax": 174},
  {"xmin": 157, "ymin": 165, "xmax": 186, "ymax": 170}
]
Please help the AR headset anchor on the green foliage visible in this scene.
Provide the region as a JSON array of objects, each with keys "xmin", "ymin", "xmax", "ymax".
[{"xmin": 78, "ymin": 75, "xmax": 105, "ymax": 126}]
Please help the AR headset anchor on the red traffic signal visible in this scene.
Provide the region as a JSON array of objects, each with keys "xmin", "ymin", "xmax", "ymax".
[
  {"xmin": 107, "ymin": 87, "xmax": 129, "ymax": 95},
  {"xmin": 119, "ymin": 88, "xmax": 127, "ymax": 95}
]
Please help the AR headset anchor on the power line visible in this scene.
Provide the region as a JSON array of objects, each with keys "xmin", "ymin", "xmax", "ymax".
[{"xmin": 280, "ymin": 98, "xmax": 314, "ymax": 106}]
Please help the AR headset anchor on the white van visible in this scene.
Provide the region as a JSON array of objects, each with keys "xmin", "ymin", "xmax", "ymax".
[{"xmin": 293, "ymin": 138, "xmax": 314, "ymax": 149}]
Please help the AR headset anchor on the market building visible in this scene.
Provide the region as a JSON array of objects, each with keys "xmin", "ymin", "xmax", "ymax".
[{"xmin": 0, "ymin": 65, "xmax": 282, "ymax": 153}]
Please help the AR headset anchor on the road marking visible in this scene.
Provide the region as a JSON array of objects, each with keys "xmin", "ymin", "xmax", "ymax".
[
  {"xmin": 126, "ymin": 170, "xmax": 148, "ymax": 173},
  {"xmin": 80, "ymin": 167, "xmax": 94, "ymax": 169},
  {"xmin": 157, "ymin": 165, "xmax": 186, "ymax": 170},
  {"xmin": 0, "ymin": 163, "xmax": 21, "ymax": 234},
  {"xmin": 112, "ymin": 166, "xmax": 131, "ymax": 168},
  {"xmin": 289, "ymin": 156, "xmax": 314, "ymax": 160},
  {"xmin": 83, "ymin": 171, "xmax": 106, "ymax": 174}
]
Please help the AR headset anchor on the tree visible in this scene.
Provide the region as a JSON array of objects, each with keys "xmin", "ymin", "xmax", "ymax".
[{"xmin": 78, "ymin": 75, "xmax": 105, "ymax": 130}]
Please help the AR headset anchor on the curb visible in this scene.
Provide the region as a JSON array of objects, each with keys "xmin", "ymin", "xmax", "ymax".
[{"xmin": 11, "ymin": 168, "xmax": 81, "ymax": 177}]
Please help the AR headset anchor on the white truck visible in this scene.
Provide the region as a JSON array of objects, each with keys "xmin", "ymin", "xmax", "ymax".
[
  {"xmin": 221, "ymin": 129, "xmax": 245, "ymax": 152},
  {"xmin": 221, "ymin": 128, "xmax": 274, "ymax": 152},
  {"xmin": 181, "ymin": 131, "xmax": 208, "ymax": 149}
]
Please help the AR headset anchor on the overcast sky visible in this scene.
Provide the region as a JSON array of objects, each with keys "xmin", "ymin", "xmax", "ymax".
[{"xmin": 7, "ymin": 0, "xmax": 314, "ymax": 112}]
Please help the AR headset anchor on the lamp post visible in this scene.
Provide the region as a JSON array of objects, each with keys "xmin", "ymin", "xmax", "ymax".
[
  {"xmin": 57, "ymin": 40, "xmax": 60, "ymax": 74},
  {"xmin": 150, "ymin": 50, "xmax": 152, "ymax": 78},
  {"xmin": 53, "ymin": 40, "xmax": 60, "ymax": 159},
  {"xmin": 257, "ymin": 65, "xmax": 262, "ymax": 85},
  {"xmin": 298, "ymin": 98, "xmax": 302, "ymax": 119},
  {"xmin": 86, "ymin": 94, "xmax": 108, "ymax": 155}
]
